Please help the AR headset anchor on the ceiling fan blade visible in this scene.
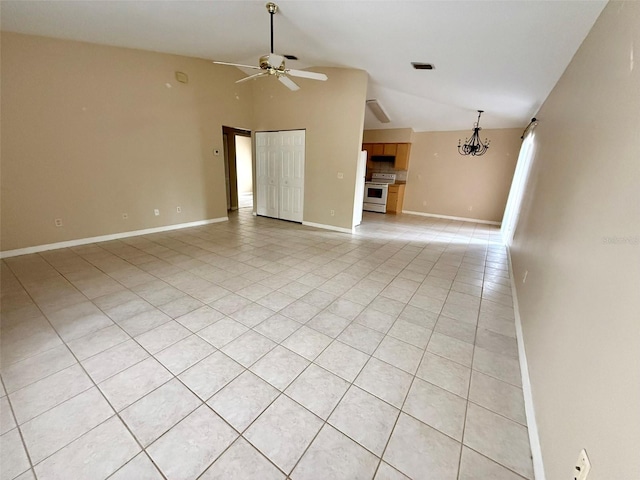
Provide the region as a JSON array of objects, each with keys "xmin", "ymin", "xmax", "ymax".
[
  {"xmin": 268, "ymin": 54, "xmax": 285, "ymax": 68},
  {"xmin": 278, "ymin": 75, "xmax": 300, "ymax": 91},
  {"xmin": 286, "ymin": 69, "xmax": 328, "ymax": 81},
  {"xmin": 213, "ymin": 61, "xmax": 261, "ymax": 70},
  {"xmin": 235, "ymin": 72, "xmax": 268, "ymax": 84}
]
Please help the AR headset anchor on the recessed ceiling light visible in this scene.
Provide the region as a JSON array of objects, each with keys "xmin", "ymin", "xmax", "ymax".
[{"xmin": 412, "ymin": 62, "xmax": 435, "ymax": 70}]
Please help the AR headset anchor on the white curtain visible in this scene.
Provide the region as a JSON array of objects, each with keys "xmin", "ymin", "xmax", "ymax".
[{"xmin": 501, "ymin": 130, "xmax": 537, "ymax": 245}]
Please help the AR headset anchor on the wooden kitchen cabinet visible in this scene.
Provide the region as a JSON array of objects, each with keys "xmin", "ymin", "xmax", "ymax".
[
  {"xmin": 394, "ymin": 143, "xmax": 411, "ymax": 170},
  {"xmin": 365, "ymin": 143, "xmax": 385, "ymax": 171},
  {"xmin": 371, "ymin": 144, "xmax": 384, "ymax": 156},
  {"xmin": 361, "ymin": 142, "xmax": 411, "ymax": 171},
  {"xmin": 386, "ymin": 184, "xmax": 405, "ymax": 213},
  {"xmin": 383, "ymin": 143, "xmax": 397, "ymax": 155}
]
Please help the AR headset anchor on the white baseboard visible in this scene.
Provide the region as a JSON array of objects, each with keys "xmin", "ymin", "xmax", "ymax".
[
  {"xmin": 402, "ymin": 210, "xmax": 501, "ymax": 226},
  {"xmin": 506, "ymin": 246, "xmax": 546, "ymax": 480},
  {"xmin": 0, "ymin": 217, "xmax": 229, "ymax": 259},
  {"xmin": 302, "ymin": 221, "xmax": 354, "ymax": 234}
]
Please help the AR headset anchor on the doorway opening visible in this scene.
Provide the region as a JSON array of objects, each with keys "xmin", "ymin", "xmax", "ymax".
[{"xmin": 222, "ymin": 126, "xmax": 253, "ymax": 211}]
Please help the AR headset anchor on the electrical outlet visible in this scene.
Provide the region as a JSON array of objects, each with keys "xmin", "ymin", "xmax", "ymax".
[
  {"xmin": 574, "ymin": 449, "xmax": 591, "ymax": 480},
  {"xmin": 154, "ymin": 209, "xmax": 160, "ymax": 216},
  {"xmin": 330, "ymin": 209, "xmax": 335, "ymax": 216},
  {"xmin": 523, "ymin": 270, "xmax": 528, "ymax": 284},
  {"xmin": 122, "ymin": 213, "xmax": 128, "ymax": 220},
  {"xmin": 337, "ymin": 172, "xmax": 344, "ymax": 179},
  {"xmin": 176, "ymin": 206, "xmax": 182, "ymax": 213},
  {"xmin": 54, "ymin": 218, "xmax": 63, "ymax": 227}
]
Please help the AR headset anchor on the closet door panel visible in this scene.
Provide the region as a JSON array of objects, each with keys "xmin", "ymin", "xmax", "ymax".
[
  {"xmin": 279, "ymin": 130, "xmax": 305, "ymax": 223},
  {"xmin": 256, "ymin": 130, "xmax": 305, "ymax": 223}
]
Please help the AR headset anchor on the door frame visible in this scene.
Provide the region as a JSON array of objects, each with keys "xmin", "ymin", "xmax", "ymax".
[{"xmin": 222, "ymin": 126, "xmax": 252, "ymax": 211}]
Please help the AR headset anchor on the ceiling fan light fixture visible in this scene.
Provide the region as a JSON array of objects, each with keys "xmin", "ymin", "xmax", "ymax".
[
  {"xmin": 213, "ymin": 2, "xmax": 327, "ymax": 91},
  {"xmin": 367, "ymin": 99, "xmax": 391, "ymax": 124},
  {"xmin": 411, "ymin": 62, "xmax": 435, "ymax": 70}
]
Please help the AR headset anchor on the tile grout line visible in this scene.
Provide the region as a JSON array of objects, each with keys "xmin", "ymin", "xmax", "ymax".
[
  {"xmin": 2, "ymin": 212, "xmax": 522, "ymax": 480},
  {"xmin": 2, "ymin": 259, "xmax": 169, "ymax": 480},
  {"xmin": 4, "ymin": 256, "xmax": 179, "ymax": 480},
  {"xmin": 0, "ymin": 374, "xmax": 37, "ymax": 479},
  {"xmin": 370, "ymin": 239, "xmax": 453, "ymax": 478},
  {"xmin": 227, "ymin": 244, "xmax": 437, "ymax": 477},
  {"xmin": 190, "ymin": 298, "xmax": 368, "ymax": 479},
  {"xmin": 455, "ymin": 240, "xmax": 488, "ymax": 479}
]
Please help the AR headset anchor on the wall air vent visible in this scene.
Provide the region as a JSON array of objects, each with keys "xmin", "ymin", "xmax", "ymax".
[{"xmin": 411, "ymin": 62, "xmax": 435, "ymax": 70}]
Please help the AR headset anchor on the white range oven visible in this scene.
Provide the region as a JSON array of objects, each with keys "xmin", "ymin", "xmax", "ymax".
[{"xmin": 363, "ymin": 173, "xmax": 396, "ymax": 213}]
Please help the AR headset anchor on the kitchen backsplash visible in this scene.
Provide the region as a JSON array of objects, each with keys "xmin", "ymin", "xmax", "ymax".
[{"xmin": 369, "ymin": 164, "xmax": 408, "ymax": 182}]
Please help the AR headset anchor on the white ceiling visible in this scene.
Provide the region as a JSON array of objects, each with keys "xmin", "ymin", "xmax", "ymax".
[{"xmin": 1, "ymin": 0, "xmax": 606, "ymax": 131}]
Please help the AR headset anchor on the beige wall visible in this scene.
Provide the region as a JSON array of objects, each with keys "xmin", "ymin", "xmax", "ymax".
[
  {"xmin": 252, "ymin": 68, "xmax": 368, "ymax": 230},
  {"xmin": 1, "ymin": 33, "xmax": 367, "ymax": 250},
  {"xmin": 0, "ymin": 32, "xmax": 253, "ymax": 251},
  {"xmin": 363, "ymin": 128, "xmax": 414, "ymax": 143},
  {"xmin": 235, "ymin": 135, "xmax": 253, "ymax": 195},
  {"xmin": 403, "ymin": 129, "xmax": 521, "ymax": 223},
  {"xmin": 510, "ymin": 2, "xmax": 640, "ymax": 479}
]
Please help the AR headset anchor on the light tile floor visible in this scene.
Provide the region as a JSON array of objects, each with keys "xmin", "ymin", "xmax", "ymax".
[{"xmin": 0, "ymin": 210, "xmax": 533, "ymax": 479}]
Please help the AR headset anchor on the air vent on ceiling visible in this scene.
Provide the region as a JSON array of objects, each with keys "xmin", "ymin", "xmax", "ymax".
[{"xmin": 412, "ymin": 62, "xmax": 435, "ymax": 70}]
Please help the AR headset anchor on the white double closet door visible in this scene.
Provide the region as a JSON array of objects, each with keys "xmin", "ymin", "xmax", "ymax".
[{"xmin": 255, "ymin": 130, "xmax": 305, "ymax": 223}]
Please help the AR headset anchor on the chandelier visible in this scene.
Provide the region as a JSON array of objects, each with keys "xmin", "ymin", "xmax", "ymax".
[{"xmin": 458, "ymin": 110, "xmax": 490, "ymax": 156}]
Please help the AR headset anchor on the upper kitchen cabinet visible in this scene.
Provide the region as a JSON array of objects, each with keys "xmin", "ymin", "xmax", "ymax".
[
  {"xmin": 371, "ymin": 144, "xmax": 385, "ymax": 156},
  {"xmin": 363, "ymin": 143, "xmax": 385, "ymax": 170},
  {"xmin": 362, "ymin": 142, "xmax": 412, "ymax": 171},
  {"xmin": 383, "ymin": 143, "xmax": 397, "ymax": 156},
  {"xmin": 394, "ymin": 143, "xmax": 411, "ymax": 170}
]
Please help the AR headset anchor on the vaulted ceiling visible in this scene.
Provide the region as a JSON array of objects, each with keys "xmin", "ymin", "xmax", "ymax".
[{"xmin": 1, "ymin": 0, "xmax": 607, "ymax": 131}]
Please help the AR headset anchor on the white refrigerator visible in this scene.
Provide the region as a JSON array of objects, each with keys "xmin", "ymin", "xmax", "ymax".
[{"xmin": 352, "ymin": 151, "xmax": 367, "ymax": 228}]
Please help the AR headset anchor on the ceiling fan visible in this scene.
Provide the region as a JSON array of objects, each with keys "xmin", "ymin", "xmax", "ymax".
[{"xmin": 213, "ymin": 2, "xmax": 328, "ymax": 91}]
